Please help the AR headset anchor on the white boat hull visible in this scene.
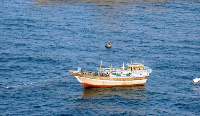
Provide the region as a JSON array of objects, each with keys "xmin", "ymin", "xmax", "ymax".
[{"xmin": 75, "ymin": 76, "xmax": 147, "ymax": 88}]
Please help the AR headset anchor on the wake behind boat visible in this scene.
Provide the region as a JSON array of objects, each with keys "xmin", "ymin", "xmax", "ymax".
[{"xmin": 69, "ymin": 61, "xmax": 152, "ymax": 88}]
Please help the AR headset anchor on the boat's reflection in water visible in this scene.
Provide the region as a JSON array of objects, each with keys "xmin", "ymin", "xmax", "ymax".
[{"xmin": 82, "ymin": 86, "xmax": 148, "ymax": 99}]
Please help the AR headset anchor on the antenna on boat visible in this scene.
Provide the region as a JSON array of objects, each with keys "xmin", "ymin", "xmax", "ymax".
[
  {"xmin": 100, "ymin": 61, "xmax": 102, "ymax": 70},
  {"xmin": 110, "ymin": 65, "xmax": 112, "ymax": 73},
  {"xmin": 122, "ymin": 63, "xmax": 125, "ymax": 70},
  {"xmin": 131, "ymin": 60, "xmax": 133, "ymax": 64}
]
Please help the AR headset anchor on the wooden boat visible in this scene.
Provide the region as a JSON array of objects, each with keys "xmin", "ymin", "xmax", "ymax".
[{"xmin": 69, "ymin": 61, "xmax": 152, "ymax": 88}]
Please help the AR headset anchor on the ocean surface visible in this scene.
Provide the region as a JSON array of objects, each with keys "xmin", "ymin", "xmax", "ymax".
[{"xmin": 0, "ymin": 0, "xmax": 200, "ymax": 115}]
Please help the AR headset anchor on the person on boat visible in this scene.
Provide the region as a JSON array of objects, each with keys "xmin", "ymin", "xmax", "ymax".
[{"xmin": 105, "ymin": 41, "xmax": 111, "ymax": 48}]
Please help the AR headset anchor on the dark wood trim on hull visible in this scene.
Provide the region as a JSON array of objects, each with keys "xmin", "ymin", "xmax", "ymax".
[{"xmin": 82, "ymin": 83, "xmax": 145, "ymax": 88}]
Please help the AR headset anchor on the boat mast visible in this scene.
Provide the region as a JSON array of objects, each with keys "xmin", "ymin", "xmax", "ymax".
[
  {"xmin": 110, "ymin": 65, "xmax": 112, "ymax": 73},
  {"xmin": 100, "ymin": 61, "xmax": 102, "ymax": 71},
  {"xmin": 122, "ymin": 63, "xmax": 125, "ymax": 70}
]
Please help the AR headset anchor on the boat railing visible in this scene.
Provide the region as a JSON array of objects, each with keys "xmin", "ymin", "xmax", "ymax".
[
  {"xmin": 98, "ymin": 67, "xmax": 151, "ymax": 74},
  {"xmin": 131, "ymin": 69, "xmax": 152, "ymax": 73}
]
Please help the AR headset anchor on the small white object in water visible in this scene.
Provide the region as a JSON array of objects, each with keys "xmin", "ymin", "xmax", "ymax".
[{"xmin": 193, "ymin": 77, "xmax": 200, "ymax": 83}]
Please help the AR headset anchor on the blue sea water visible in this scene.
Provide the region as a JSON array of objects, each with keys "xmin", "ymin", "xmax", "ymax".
[{"xmin": 0, "ymin": 0, "xmax": 200, "ymax": 115}]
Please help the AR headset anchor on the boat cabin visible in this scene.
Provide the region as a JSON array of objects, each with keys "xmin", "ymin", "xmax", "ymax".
[{"xmin": 127, "ymin": 63, "xmax": 144, "ymax": 71}]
